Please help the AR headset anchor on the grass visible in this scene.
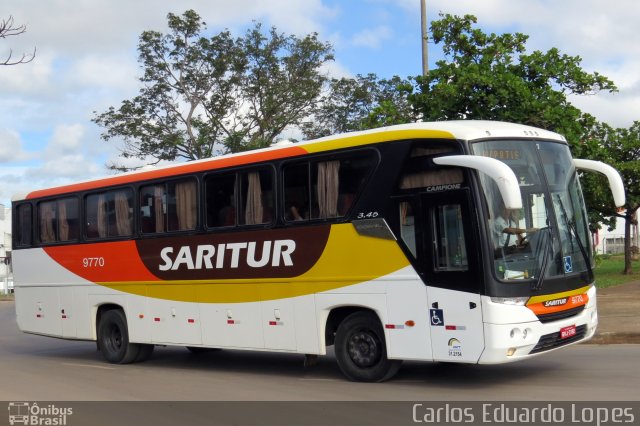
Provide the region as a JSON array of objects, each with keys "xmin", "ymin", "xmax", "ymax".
[{"xmin": 594, "ymin": 255, "xmax": 640, "ymax": 288}]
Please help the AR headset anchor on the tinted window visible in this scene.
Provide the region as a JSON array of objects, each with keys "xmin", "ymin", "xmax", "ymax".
[
  {"xmin": 86, "ymin": 189, "xmax": 133, "ymax": 239},
  {"xmin": 140, "ymin": 179, "xmax": 197, "ymax": 234},
  {"xmin": 284, "ymin": 151, "xmax": 376, "ymax": 222},
  {"xmin": 38, "ymin": 198, "xmax": 79, "ymax": 243},
  {"xmin": 205, "ymin": 168, "xmax": 273, "ymax": 228},
  {"xmin": 15, "ymin": 204, "xmax": 33, "ymax": 247}
]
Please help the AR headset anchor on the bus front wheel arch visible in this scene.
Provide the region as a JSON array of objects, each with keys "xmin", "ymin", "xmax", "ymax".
[{"xmin": 334, "ymin": 311, "xmax": 401, "ymax": 382}]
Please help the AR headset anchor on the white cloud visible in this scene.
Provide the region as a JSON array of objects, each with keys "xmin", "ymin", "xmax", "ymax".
[
  {"xmin": 1, "ymin": 0, "xmax": 639, "ymax": 207},
  {"xmin": 0, "ymin": 130, "xmax": 31, "ymax": 163},
  {"xmin": 351, "ymin": 25, "xmax": 393, "ymax": 48},
  {"xmin": 47, "ymin": 124, "xmax": 85, "ymax": 154}
]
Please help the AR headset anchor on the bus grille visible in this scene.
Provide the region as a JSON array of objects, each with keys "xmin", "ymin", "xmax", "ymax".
[
  {"xmin": 536, "ymin": 305, "xmax": 585, "ymax": 323},
  {"xmin": 529, "ymin": 324, "xmax": 587, "ymax": 354}
]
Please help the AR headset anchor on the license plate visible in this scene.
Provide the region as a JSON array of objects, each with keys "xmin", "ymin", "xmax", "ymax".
[{"xmin": 560, "ymin": 325, "xmax": 577, "ymax": 339}]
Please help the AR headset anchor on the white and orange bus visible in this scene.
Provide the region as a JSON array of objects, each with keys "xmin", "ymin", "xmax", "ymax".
[{"xmin": 12, "ymin": 121, "xmax": 625, "ymax": 382}]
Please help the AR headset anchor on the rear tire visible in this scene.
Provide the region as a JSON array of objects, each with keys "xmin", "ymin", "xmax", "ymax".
[
  {"xmin": 334, "ymin": 311, "xmax": 402, "ymax": 382},
  {"xmin": 97, "ymin": 309, "xmax": 141, "ymax": 364}
]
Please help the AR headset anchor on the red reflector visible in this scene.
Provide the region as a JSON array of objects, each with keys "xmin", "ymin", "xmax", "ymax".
[
  {"xmin": 154, "ymin": 318, "xmax": 161, "ymax": 322},
  {"xmin": 62, "ymin": 315, "xmax": 67, "ymax": 319},
  {"xmin": 446, "ymin": 325, "xmax": 456, "ymax": 330},
  {"xmin": 269, "ymin": 321, "xmax": 277, "ymax": 326},
  {"xmin": 138, "ymin": 314, "xmax": 144, "ymax": 319},
  {"xmin": 385, "ymin": 324, "xmax": 395, "ymax": 329},
  {"xmin": 36, "ymin": 314, "xmax": 42, "ymax": 318},
  {"xmin": 227, "ymin": 320, "xmax": 235, "ymax": 324},
  {"xmin": 188, "ymin": 319, "xmax": 195, "ymax": 323}
]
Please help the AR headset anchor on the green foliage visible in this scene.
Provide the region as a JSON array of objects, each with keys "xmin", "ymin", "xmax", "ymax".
[
  {"xmin": 409, "ymin": 13, "xmax": 617, "ymax": 143},
  {"xmin": 302, "ymin": 74, "xmax": 415, "ymax": 139},
  {"xmin": 594, "ymin": 255, "xmax": 640, "ymax": 288},
  {"xmin": 93, "ymin": 10, "xmax": 333, "ymax": 167}
]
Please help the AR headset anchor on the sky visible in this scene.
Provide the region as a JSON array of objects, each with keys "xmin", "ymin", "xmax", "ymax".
[{"xmin": 1, "ymin": 0, "xmax": 639, "ymax": 206}]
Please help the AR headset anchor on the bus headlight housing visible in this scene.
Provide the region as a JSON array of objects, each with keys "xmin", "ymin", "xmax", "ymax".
[{"xmin": 490, "ymin": 296, "xmax": 529, "ymax": 306}]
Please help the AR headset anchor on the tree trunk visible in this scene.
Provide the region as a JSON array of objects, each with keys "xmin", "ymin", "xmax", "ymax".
[{"xmin": 624, "ymin": 212, "xmax": 633, "ymax": 274}]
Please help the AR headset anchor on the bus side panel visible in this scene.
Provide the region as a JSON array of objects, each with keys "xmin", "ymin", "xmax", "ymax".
[
  {"xmin": 293, "ymin": 295, "xmax": 320, "ymax": 354},
  {"xmin": 59, "ymin": 286, "xmax": 76, "ymax": 338},
  {"xmin": 200, "ymin": 299, "xmax": 265, "ymax": 349},
  {"xmin": 147, "ymin": 285, "xmax": 202, "ymax": 345},
  {"xmin": 14, "ymin": 286, "xmax": 62, "ymax": 337},
  {"xmin": 125, "ymin": 290, "xmax": 151, "ymax": 344},
  {"xmin": 13, "ymin": 249, "xmax": 72, "ymax": 337},
  {"xmin": 384, "ymin": 273, "xmax": 433, "ymax": 361}
]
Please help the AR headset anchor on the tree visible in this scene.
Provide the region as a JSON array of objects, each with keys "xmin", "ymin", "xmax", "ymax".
[
  {"xmin": 578, "ymin": 122, "xmax": 640, "ymax": 274},
  {"xmin": 406, "ymin": 14, "xmax": 640, "ymax": 271},
  {"xmin": 408, "ymin": 13, "xmax": 617, "ymax": 146},
  {"xmin": 93, "ymin": 10, "xmax": 333, "ymax": 168},
  {"xmin": 301, "ymin": 74, "xmax": 415, "ymax": 139},
  {"xmin": 1, "ymin": 15, "xmax": 36, "ymax": 66}
]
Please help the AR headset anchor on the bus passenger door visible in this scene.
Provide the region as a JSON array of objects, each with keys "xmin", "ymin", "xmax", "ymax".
[{"xmin": 421, "ymin": 191, "xmax": 485, "ymax": 363}]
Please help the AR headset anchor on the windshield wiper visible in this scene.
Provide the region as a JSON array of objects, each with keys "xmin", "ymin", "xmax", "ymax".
[
  {"xmin": 531, "ymin": 227, "xmax": 552, "ymax": 291},
  {"xmin": 555, "ymin": 194, "xmax": 592, "ymax": 277}
]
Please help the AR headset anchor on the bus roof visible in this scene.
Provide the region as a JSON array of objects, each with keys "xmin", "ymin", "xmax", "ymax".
[{"xmin": 17, "ymin": 120, "xmax": 565, "ymax": 201}]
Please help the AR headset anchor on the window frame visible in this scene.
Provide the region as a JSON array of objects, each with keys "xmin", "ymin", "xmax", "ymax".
[
  {"xmin": 36, "ymin": 196, "xmax": 80, "ymax": 245},
  {"xmin": 203, "ymin": 164, "xmax": 276, "ymax": 231},
  {"xmin": 83, "ymin": 187, "xmax": 135, "ymax": 241},
  {"xmin": 280, "ymin": 148, "xmax": 379, "ymax": 225},
  {"xmin": 138, "ymin": 177, "xmax": 200, "ymax": 236}
]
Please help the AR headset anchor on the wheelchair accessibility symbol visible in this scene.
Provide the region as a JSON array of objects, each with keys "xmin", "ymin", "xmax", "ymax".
[
  {"xmin": 564, "ymin": 256, "xmax": 573, "ymax": 273},
  {"xmin": 430, "ymin": 309, "xmax": 444, "ymax": 326}
]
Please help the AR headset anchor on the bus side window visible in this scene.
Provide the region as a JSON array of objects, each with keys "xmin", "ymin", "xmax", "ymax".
[
  {"xmin": 140, "ymin": 180, "xmax": 196, "ymax": 234},
  {"xmin": 399, "ymin": 201, "xmax": 417, "ymax": 258},
  {"xmin": 38, "ymin": 198, "xmax": 79, "ymax": 244},
  {"xmin": 284, "ymin": 163, "xmax": 310, "ymax": 222},
  {"xmin": 167, "ymin": 179, "xmax": 197, "ymax": 231},
  {"xmin": 431, "ymin": 204, "xmax": 468, "ymax": 271},
  {"xmin": 205, "ymin": 174, "xmax": 237, "ymax": 228},
  {"xmin": 15, "ymin": 204, "xmax": 32, "ymax": 247},
  {"xmin": 239, "ymin": 168, "xmax": 273, "ymax": 226},
  {"xmin": 284, "ymin": 151, "xmax": 376, "ymax": 223},
  {"xmin": 86, "ymin": 189, "xmax": 133, "ymax": 239}
]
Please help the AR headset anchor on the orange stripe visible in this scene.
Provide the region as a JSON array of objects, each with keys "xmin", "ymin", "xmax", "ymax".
[
  {"xmin": 43, "ymin": 241, "xmax": 160, "ymax": 283},
  {"xmin": 26, "ymin": 146, "xmax": 308, "ymax": 199},
  {"xmin": 527, "ymin": 293, "xmax": 589, "ymax": 316}
]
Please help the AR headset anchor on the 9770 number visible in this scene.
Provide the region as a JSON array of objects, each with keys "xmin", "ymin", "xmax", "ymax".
[{"xmin": 83, "ymin": 257, "xmax": 105, "ymax": 268}]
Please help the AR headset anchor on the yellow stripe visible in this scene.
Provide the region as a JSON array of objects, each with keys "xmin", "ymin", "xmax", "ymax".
[
  {"xmin": 304, "ymin": 129, "xmax": 456, "ymax": 153},
  {"xmin": 99, "ymin": 224, "xmax": 411, "ymax": 303},
  {"xmin": 527, "ymin": 285, "xmax": 592, "ymax": 305}
]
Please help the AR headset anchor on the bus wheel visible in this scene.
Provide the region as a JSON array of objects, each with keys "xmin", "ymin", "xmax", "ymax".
[
  {"xmin": 334, "ymin": 312, "xmax": 401, "ymax": 382},
  {"xmin": 97, "ymin": 309, "xmax": 140, "ymax": 364}
]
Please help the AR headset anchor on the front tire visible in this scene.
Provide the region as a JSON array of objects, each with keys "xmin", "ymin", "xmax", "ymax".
[
  {"xmin": 97, "ymin": 309, "xmax": 141, "ymax": 364},
  {"xmin": 334, "ymin": 312, "xmax": 401, "ymax": 382}
]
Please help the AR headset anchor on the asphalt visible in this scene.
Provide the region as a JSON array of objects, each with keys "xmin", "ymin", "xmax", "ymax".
[{"xmin": 1, "ymin": 282, "xmax": 639, "ymax": 344}]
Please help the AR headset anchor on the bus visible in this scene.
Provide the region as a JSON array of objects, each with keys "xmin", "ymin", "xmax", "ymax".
[{"xmin": 11, "ymin": 121, "xmax": 625, "ymax": 382}]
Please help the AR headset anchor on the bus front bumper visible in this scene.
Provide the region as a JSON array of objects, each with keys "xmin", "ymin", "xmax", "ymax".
[{"xmin": 478, "ymin": 303, "xmax": 598, "ymax": 364}]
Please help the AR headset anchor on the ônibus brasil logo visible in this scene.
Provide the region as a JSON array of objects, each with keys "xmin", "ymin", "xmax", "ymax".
[{"xmin": 7, "ymin": 402, "xmax": 73, "ymax": 425}]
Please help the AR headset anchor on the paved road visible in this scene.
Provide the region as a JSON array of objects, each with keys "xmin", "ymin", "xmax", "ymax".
[{"xmin": 1, "ymin": 301, "xmax": 639, "ymax": 402}]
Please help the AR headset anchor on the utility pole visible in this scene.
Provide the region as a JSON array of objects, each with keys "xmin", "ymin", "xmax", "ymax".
[{"xmin": 420, "ymin": 0, "xmax": 428, "ymax": 76}]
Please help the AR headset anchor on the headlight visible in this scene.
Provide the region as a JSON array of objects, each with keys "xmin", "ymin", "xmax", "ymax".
[{"xmin": 490, "ymin": 296, "xmax": 529, "ymax": 306}]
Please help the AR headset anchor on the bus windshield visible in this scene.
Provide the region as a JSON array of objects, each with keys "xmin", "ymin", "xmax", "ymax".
[{"xmin": 471, "ymin": 140, "xmax": 592, "ymax": 285}]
